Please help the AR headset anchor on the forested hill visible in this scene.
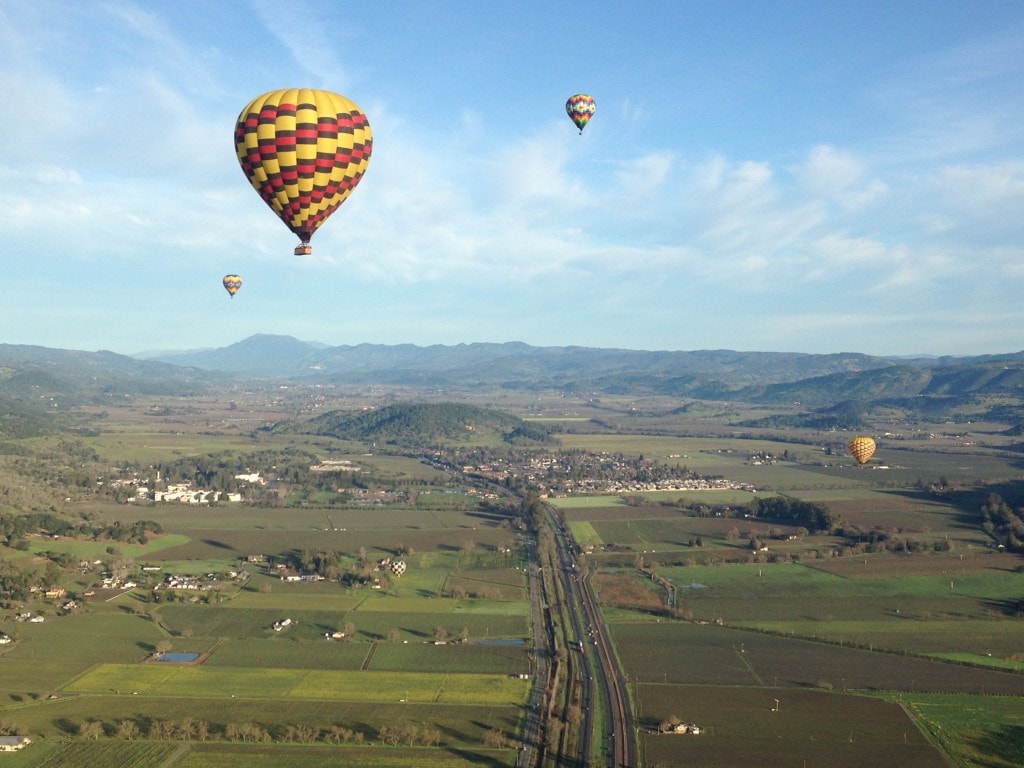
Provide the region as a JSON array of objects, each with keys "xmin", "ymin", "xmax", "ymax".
[
  {"xmin": 291, "ymin": 403, "xmax": 552, "ymax": 446},
  {"xmin": 0, "ymin": 395, "xmax": 58, "ymax": 438},
  {"xmin": 731, "ymin": 358, "xmax": 1024, "ymax": 407},
  {"xmin": 0, "ymin": 343, "xmax": 219, "ymax": 406}
]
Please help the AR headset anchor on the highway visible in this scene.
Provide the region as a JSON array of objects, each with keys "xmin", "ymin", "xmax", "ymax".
[{"xmin": 547, "ymin": 506, "xmax": 637, "ymax": 768}]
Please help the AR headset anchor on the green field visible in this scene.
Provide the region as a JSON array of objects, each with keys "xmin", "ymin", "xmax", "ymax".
[
  {"xmin": 901, "ymin": 693, "xmax": 1024, "ymax": 768},
  {"xmin": 66, "ymin": 664, "xmax": 530, "ymax": 705},
  {"xmin": 7, "ymin": 391, "xmax": 1024, "ymax": 768}
]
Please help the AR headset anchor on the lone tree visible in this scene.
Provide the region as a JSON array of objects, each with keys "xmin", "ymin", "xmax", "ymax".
[{"xmin": 658, "ymin": 714, "xmax": 682, "ymax": 733}]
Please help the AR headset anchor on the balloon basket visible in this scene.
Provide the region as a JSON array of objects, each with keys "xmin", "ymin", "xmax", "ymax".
[{"xmin": 294, "ymin": 244, "xmax": 312, "ymax": 256}]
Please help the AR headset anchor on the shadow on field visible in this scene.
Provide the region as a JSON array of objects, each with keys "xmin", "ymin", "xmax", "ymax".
[
  {"xmin": 969, "ymin": 724, "xmax": 1024, "ymax": 767},
  {"xmin": 444, "ymin": 747, "xmax": 510, "ymax": 766},
  {"xmin": 931, "ymin": 478, "xmax": 1024, "ymax": 530},
  {"xmin": 879, "ymin": 488, "xmax": 982, "ymax": 531},
  {"xmin": 981, "ymin": 597, "xmax": 1024, "ymax": 617},
  {"xmin": 201, "ymin": 538, "xmax": 235, "ymax": 550},
  {"xmin": 466, "ymin": 510, "xmax": 505, "ymax": 526},
  {"xmin": 437, "ymin": 722, "xmax": 470, "ymax": 744}
]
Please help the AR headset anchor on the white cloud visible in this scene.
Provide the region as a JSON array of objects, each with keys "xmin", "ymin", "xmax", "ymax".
[
  {"xmin": 938, "ymin": 161, "xmax": 1024, "ymax": 206},
  {"xmin": 792, "ymin": 145, "xmax": 888, "ymax": 210}
]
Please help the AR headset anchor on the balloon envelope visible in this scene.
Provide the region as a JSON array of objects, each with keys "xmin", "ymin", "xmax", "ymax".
[
  {"xmin": 566, "ymin": 93, "xmax": 596, "ymax": 134},
  {"xmin": 222, "ymin": 274, "xmax": 243, "ymax": 298},
  {"xmin": 848, "ymin": 436, "xmax": 876, "ymax": 465},
  {"xmin": 234, "ymin": 88, "xmax": 372, "ymax": 255}
]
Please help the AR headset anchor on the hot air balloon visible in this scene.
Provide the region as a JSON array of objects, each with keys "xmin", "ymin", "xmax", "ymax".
[
  {"xmin": 222, "ymin": 274, "xmax": 243, "ymax": 298},
  {"xmin": 566, "ymin": 93, "xmax": 596, "ymax": 134},
  {"xmin": 848, "ymin": 436, "xmax": 876, "ymax": 465},
  {"xmin": 234, "ymin": 88, "xmax": 373, "ymax": 256}
]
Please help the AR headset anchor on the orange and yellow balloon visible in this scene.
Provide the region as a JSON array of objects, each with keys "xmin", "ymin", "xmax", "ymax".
[
  {"xmin": 234, "ymin": 88, "xmax": 372, "ymax": 256},
  {"xmin": 848, "ymin": 436, "xmax": 876, "ymax": 465},
  {"xmin": 222, "ymin": 274, "xmax": 243, "ymax": 298},
  {"xmin": 566, "ymin": 93, "xmax": 596, "ymax": 134}
]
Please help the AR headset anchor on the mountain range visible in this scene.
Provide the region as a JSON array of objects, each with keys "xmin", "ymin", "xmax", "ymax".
[{"xmin": 2, "ymin": 335, "xmax": 1024, "ymax": 414}]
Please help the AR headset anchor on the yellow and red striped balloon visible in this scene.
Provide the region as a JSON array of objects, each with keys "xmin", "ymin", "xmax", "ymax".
[
  {"xmin": 848, "ymin": 436, "xmax": 876, "ymax": 465},
  {"xmin": 234, "ymin": 88, "xmax": 372, "ymax": 255}
]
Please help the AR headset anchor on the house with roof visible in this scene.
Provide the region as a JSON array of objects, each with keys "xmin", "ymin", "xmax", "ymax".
[{"xmin": 0, "ymin": 735, "xmax": 30, "ymax": 751}]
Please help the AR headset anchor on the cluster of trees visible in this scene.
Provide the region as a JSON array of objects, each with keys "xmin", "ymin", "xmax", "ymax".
[
  {"xmin": 838, "ymin": 524, "xmax": 954, "ymax": 554},
  {"xmin": 75, "ymin": 716, "xmax": 372, "ymax": 744},
  {"xmin": 481, "ymin": 727, "xmax": 515, "ymax": 748},
  {"xmin": 378, "ymin": 722, "xmax": 443, "ymax": 747},
  {"xmin": 519, "ymin": 492, "xmax": 546, "ymax": 532},
  {"xmin": 981, "ymin": 493, "xmax": 1024, "ymax": 552},
  {"xmin": 749, "ymin": 496, "xmax": 840, "ymax": 533},
  {"xmin": 289, "ymin": 545, "xmax": 403, "ymax": 587},
  {"xmin": 664, "ymin": 499, "xmax": 749, "ymax": 518},
  {"xmin": 0, "ymin": 557, "xmax": 61, "ymax": 603},
  {"xmin": 0, "ymin": 719, "xmax": 26, "ymax": 738},
  {"xmin": 0, "ymin": 510, "xmax": 161, "ymax": 548},
  {"xmin": 69, "ymin": 716, "xmax": 512, "ymax": 748}
]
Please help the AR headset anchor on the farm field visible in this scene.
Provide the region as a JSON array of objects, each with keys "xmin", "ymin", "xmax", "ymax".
[
  {"xmin": 0, "ymin": 741, "xmax": 516, "ymax": 768},
  {"xmin": 611, "ymin": 621, "xmax": 1024, "ymax": 694},
  {"xmin": 65, "ymin": 664, "xmax": 530, "ymax": 705},
  {"xmin": 902, "ymin": 693, "xmax": 1024, "ymax": 768},
  {"xmin": 637, "ymin": 684, "xmax": 952, "ymax": 768},
  {"xmin": 550, "ymin": 413, "xmax": 1024, "ymax": 767},
  {"xmin": 4, "ymin": 391, "xmax": 1024, "ymax": 767},
  {"xmin": 2, "ymin": 697, "xmax": 522, "ymax": 765}
]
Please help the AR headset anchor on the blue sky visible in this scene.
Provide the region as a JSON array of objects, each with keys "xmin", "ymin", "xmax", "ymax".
[{"xmin": 1, "ymin": 1, "xmax": 1023, "ymax": 357}]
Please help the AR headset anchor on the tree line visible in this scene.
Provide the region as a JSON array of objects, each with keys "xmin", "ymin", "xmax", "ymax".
[
  {"xmin": 0, "ymin": 510, "xmax": 161, "ymax": 549},
  {"xmin": 66, "ymin": 716, "xmax": 508, "ymax": 750}
]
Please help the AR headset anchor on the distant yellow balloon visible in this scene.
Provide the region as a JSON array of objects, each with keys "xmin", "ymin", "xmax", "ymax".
[
  {"xmin": 234, "ymin": 88, "xmax": 372, "ymax": 256},
  {"xmin": 848, "ymin": 436, "xmax": 876, "ymax": 465}
]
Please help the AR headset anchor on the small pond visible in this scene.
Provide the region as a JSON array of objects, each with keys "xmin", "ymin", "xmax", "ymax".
[{"xmin": 156, "ymin": 652, "xmax": 200, "ymax": 663}]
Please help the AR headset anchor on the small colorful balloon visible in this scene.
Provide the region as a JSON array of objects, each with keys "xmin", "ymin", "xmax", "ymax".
[
  {"xmin": 566, "ymin": 93, "xmax": 596, "ymax": 134},
  {"xmin": 223, "ymin": 274, "xmax": 243, "ymax": 298},
  {"xmin": 848, "ymin": 436, "xmax": 876, "ymax": 465}
]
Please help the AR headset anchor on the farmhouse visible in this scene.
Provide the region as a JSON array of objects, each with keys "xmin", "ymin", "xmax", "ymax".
[
  {"xmin": 670, "ymin": 723, "xmax": 702, "ymax": 735},
  {"xmin": 0, "ymin": 735, "xmax": 30, "ymax": 751}
]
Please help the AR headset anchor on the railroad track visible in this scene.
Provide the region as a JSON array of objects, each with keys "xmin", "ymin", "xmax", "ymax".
[{"xmin": 547, "ymin": 506, "xmax": 637, "ymax": 768}]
